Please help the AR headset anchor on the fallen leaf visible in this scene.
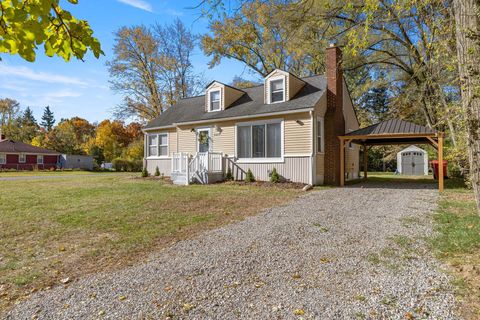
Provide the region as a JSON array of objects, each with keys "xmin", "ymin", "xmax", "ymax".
[
  {"xmin": 60, "ymin": 277, "xmax": 70, "ymax": 284},
  {"xmin": 182, "ymin": 303, "xmax": 194, "ymax": 312},
  {"xmin": 164, "ymin": 286, "xmax": 173, "ymax": 292},
  {"xmin": 320, "ymin": 257, "xmax": 330, "ymax": 263},
  {"xmin": 294, "ymin": 309, "xmax": 305, "ymax": 316},
  {"xmin": 405, "ymin": 312, "xmax": 414, "ymax": 319},
  {"xmin": 59, "ymin": 246, "xmax": 66, "ymax": 252},
  {"xmin": 98, "ymin": 310, "xmax": 105, "ymax": 316},
  {"xmin": 292, "ymin": 274, "xmax": 301, "ymax": 279},
  {"xmin": 119, "ymin": 295, "xmax": 126, "ymax": 301}
]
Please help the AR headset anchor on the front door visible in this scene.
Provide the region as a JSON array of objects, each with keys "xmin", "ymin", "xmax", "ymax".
[{"xmin": 197, "ymin": 128, "xmax": 211, "ymax": 153}]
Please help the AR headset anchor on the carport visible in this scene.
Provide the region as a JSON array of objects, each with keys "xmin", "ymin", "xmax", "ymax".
[{"xmin": 339, "ymin": 119, "xmax": 445, "ymax": 191}]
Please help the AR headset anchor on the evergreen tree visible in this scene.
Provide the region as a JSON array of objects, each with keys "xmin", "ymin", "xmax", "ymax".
[
  {"xmin": 41, "ymin": 106, "xmax": 55, "ymax": 131},
  {"xmin": 22, "ymin": 107, "xmax": 37, "ymax": 125}
]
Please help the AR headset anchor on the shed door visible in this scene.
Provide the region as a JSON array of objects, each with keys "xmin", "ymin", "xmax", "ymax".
[{"xmin": 401, "ymin": 151, "xmax": 424, "ymax": 175}]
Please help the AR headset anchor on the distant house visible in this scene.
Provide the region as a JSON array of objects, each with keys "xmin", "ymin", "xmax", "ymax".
[
  {"xmin": 59, "ymin": 154, "xmax": 94, "ymax": 170},
  {"xmin": 143, "ymin": 44, "xmax": 360, "ymax": 185},
  {"xmin": 0, "ymin": 134, "xmax": 60, "ymax": 170}
]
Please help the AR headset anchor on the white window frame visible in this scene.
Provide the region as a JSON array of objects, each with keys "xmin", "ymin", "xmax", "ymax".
[
  {"xmin": 208, "ymin": 89, "xmax": 221, "ymax": 112},
  {"xmin": 19, "ymin": 153, "xmax": 26, "ymax": 163},
  {"xmin": 37, "ymin": 155, "xmax": 44, "ymax": 164},
  {"xmin": 235, "ymin": 118, "xmax": 284, "ymax": 163},
  {"xmin": 316, "ymin": 117, "xmax": 325, "ymax": 154},
  {"xmin": 0, "ymin": 153, "xmax": 5, "ymax": 164},
  {"xmin": 268, "ymin": 77, "xmax": 286, "ymax": 104},
  {"xmin": 146, "ymin": 133, "xmax": 169, "ymax": 159}
]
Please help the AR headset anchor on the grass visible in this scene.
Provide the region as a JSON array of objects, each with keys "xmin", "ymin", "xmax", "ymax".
[
  {"xmin": 0, "ymin": 170, "xmax": 102, "ymax": 177},
  {"xmin": 430, "ymin": 178, "xmax": 480, "ymax": 319},
  {"xmin": 0, "ymin": 173, "xmax": 302, "ymax": 313}
]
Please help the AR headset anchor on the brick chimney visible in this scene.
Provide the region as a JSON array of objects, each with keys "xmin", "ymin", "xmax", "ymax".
[{"xmin": 324, "ymin": 43, "xmax": 345, "ymax": 185}]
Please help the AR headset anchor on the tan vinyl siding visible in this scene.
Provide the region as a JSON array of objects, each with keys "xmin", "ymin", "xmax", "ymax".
[
  {"xmin": 265, "ymin": 70, "xmax": 288, "ymax": 104},
  {"xmin": 146, "ymin": 158, "xmax": 171, "ymax": 176},
  {"xmin": 223, "ymin": 87, "xmax": 244, "ymax": 109},
  {"xmin": 177, "ymin": 126, "xmax": 197, "ymax": 154},
  {"xmin": 288, "ymin": 74, "xmax": 305, "ymax": 99},
  {"xmin": 284, "ymin": 113, "xmax": 311, "ymax": 155},
  {"xmin": 212, "ymin": 121, "xmax": 235, "ymax": 156}
]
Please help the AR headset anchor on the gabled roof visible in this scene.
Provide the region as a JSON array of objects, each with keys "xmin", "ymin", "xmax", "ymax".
[
  {"xmin": 346, "ymin": 119, "xmax": 435, "ymax": 136},
  {"xmin": 0, "ymin": 140, "xmax": 60, "ymax": 154},
  {"xmin": 144, "ymin": 74, "xmax": 327, "ymax": 129}
]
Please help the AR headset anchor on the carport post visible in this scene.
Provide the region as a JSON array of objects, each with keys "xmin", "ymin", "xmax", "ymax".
[
  {"xmin": 363, "ymin": 144, "xmax": 368, "ymax": 180},
  {"xmin": 340, "ymin": 138, "xmax": 345, "ymax": 187},
  {"xmin": 438, "ymin": 134, "xmax": 444, "ymax": 192}
]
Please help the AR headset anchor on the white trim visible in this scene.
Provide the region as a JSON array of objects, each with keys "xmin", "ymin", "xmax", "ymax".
[
  {"xmin": 284, "ymin": 154, "xmax": 311, "ymax": 157},
  {"xmin": 142, "ymin": 125, "xmax": 176, "ymax": 132},
  {"xmin": 147, "ymin": 132, "xmax": 169, "ymax": 158},
  {"xmin": 146, "ymin": 157, "xmax": 172, "ymax": 160},
  {"xmin": 19, "ymin": 153, "xmax": 26, "ymax": 163},
  {"xmin": 268, "ymin": 76, "xmax": 286, "ymax": 104},
  {"xmin": 208, "ymin": 89, "xmax": 221, "ymax": 112},
  {"xmin": 234, "ymin": 118, "xmax": 284, "ymax": 162},
  {"xmin": 165, "ymin": 108, "xmax": 314, "ymax": 128},
  {"xmin": 310, "ymin": 110, "xmax": 314, "ymax": 185}
]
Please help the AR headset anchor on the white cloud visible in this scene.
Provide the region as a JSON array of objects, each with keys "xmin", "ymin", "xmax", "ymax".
[
  {"xmin": 0, "ymin": 65, "xmax": 88, "ymax": 86},
  {"xmin": 117, "ymin": 0, "xmax": 153, "ymax": 12},
  {"xmin": 165, "ymin": 8, "xmax": 183, "ymax": 16}
]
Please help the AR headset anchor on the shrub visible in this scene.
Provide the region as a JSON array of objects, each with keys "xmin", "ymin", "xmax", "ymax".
[
  {"xmin": 154, "ymin": 166, "xmax": 160, "ymax": 176},
  {"xmin": 245, "ymin": 169, "xmax": 255, "ymax": 183},
  {"xmin": 270, "ymin": 167, "xmax": 280, "ymax": 183},
  {"xmin": 112, "ymin": 158, "xmax": 143, "ymax": 172},
  {"xmin": 225, "ymin": 166, "xmax": 233, "ymax": 180},
  {"xmin": 141, "ymin": 167, "xmax": 149, "ymax": 177}
]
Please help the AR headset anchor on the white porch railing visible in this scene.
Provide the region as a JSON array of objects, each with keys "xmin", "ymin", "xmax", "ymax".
[
  {"xmin": 172, "ymin": 152, "xmax": 190, "ymax": 173},
  {"xmin": 172, "ymin": 152, "xmax": 223, "ymax": 185}
]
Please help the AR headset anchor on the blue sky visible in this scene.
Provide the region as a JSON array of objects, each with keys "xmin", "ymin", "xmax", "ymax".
[{"xmin": 0, "ymin": 0, "xmax": 254, "ymax": 123}]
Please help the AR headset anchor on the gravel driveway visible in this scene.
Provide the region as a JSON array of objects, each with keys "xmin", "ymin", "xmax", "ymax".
[{"xmin": 8, "ymin": 182, "xmax": 458, "ymax": 319}]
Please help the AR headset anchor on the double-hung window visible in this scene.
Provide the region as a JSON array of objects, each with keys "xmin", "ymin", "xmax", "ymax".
[
  {"xmin": 0, "ymin": 153, "xmax": 5, "ymax": 164},
  {"xmin": 270, "ymin": 79, "xmax": 284, "ymax": 103},
  {"xmin": 148, "ymin": 133, "xmax": 168, "ymax": 157},
  {"xmin": 317, "ymin": 117, "xmax": 324, "ymax": 153},
  {"xmin": 237, "ymin": 121, "xmax": 282, "ymax": 160},
  {"xmin": 37, "ymin": 155, "xmax": 44, "ymax": 164},
  {"xmin": 19, "ymin": 153, "xmax": 26, "ymax": 163},
  {"xmin": 209, "ymin": 90, "xmax": 221, "ymax": 111}
]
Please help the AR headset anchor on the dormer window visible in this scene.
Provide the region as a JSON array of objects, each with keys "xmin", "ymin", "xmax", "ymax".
[
  {"xmin": 270, "ymin": 79, "xmax": 285, "ymax": 103},
  {"xmin": 209, "ymin": 90, "xmax": 221, "ymax": 112}
]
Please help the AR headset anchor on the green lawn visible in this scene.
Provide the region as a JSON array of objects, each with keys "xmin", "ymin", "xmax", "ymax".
[
  {"xmin": 0, "ymin": 174, "xmax": 301, "ymax": 312},
  {"xmin": 0, "ymin": 170, "xmax": 100, "ymax": 177}
]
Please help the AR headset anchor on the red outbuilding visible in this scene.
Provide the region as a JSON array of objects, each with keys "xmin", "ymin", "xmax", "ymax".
[{"xmin": 0, "ymin": 134, "xmax": 60, "ymax": 170}]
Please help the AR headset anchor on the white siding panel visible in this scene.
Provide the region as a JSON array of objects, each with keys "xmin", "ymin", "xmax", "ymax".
[
  {"xmin": 226, "ymin": 156, "xmax": 310, "ymax": 184},
  {"xmin": 145, "ymin": 158, "xmax": 171, "ymax": 176}
]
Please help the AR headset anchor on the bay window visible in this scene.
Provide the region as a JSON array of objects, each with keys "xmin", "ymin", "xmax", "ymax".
[
  {"xmin": 237, "ymin": 121, "xmax": 282, "ymax": 160},
  {"xmin": 148, "ymin": 133, "xmax": 168, "ymax": 157}
]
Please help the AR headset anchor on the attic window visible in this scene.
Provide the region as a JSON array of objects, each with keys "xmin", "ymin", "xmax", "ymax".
[
  {"xmin": 209, "ymin": 90, "xmax": 221, "ymax": 111},
  {"xmin": 270, "ymin": 79, "xmax": 285, "ymax": 103}
]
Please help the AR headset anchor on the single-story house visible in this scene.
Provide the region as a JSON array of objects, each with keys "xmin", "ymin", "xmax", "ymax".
[
  {"xmin": 0, "ymin": 135, "xmax": 60, "ymax": 170},
  {"xmin": 396, "ymin": 145, "xmax": 428, "ymax": 175},
  {"xmin": 143, "ymin": 44, "xmax": 360, "ymax": 185}
]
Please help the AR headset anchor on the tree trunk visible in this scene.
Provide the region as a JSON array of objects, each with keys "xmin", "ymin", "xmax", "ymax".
[{"xmin": 453, "ymin": 0, "xmax": 480, "ymax": 213}]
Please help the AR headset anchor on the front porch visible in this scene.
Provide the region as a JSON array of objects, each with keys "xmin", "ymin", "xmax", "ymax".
[{"xmin": 171, "ymin": 152, "xmax": 224, "ymax": 185}]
